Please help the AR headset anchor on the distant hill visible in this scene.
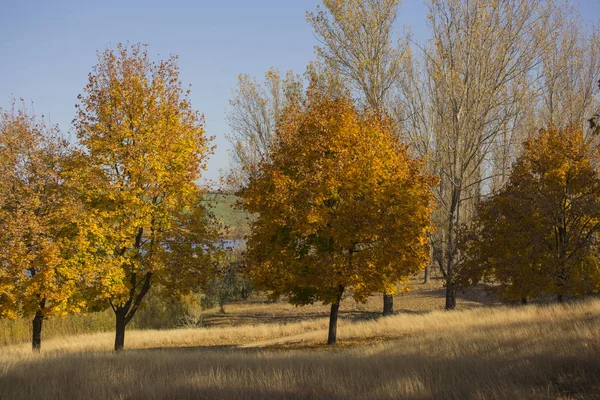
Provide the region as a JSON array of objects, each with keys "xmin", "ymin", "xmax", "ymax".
[{"xmin": 205, "ymin": 193, "xmax": 252, "ymax": 239}]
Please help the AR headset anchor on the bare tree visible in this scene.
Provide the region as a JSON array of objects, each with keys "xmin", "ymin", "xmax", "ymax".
[
  {"xmin": 537, "ymin": 13, "xmax": 600, "ymax": 131},
  {"xmin": 396, "ymin": 0, "xmax": 561, "ymax": 309},
  {"xmin": 226, "ymin": 68, "xmax": 303, "ymax": 189},
  {"xmin": 307, "ymin": 0, "xmax": 408, "ymax": 112}
]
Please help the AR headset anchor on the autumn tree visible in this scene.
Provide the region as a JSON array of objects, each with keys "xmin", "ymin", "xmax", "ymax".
[
  {"xmin": 0, "ymin": 102, "xmax": 83, "ymax": 352},
  {"xmin": 73, "ymin": 43, "xmax": 216, "ymax": 351},
  {"xmin": 458, "ymin": 126, "xmax": 600, "ymax": 302},
  {"xmin": 308, "ymin": 0, "xmax": 410, "ymax": 315},
  {"xmin": 241, "ymin": 88, "xmax": 435, "ymax": 345}
]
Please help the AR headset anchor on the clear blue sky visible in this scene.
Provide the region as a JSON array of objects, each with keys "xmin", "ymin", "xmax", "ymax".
[{"xmin": 1, "ymin": 0, "xmax": 598, "ymax": 185}]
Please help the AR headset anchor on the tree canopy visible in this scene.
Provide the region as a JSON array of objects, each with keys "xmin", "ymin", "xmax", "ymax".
[
  {"xmin": 73, "ymin": 43, "xmax": 217, "ymax": 350},
  {"xmin": 458, "ymin": 126, "xmax": 600, "ymax": 302},
  {"xmin": 241, "ymin": 87, "xmax": 436, "ymax": 344}
]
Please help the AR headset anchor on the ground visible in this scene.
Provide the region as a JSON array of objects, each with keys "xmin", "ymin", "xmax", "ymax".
[{"xmin": 1, "ymin": 277, "xmax": 599, "ymax": 399}]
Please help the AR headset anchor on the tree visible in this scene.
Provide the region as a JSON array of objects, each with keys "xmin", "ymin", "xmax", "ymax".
[
  {"xmin": 73, "ymin": 43, "xmax": 216, "ymax": 351},
  {"xmin": 307, "ymin": 0, "xmax": 407, "ymax": 112},
  {"xmin": 394, "ymin": 0, "xmax": 560, "ymax": 309},
  {"xmin": 241, "ymin": 88, "xmax": 435, "ymax": 344},
  {"xmin": 458, "ymin": 126, "xmax": 600, "ymax": 302},
  {"xmin": 200, "ymin": 248, "xmax": 250, "ymax": 313},
  {"xmin": 226, "ymin": 68, "xmax": 303, "ymax": 189},
  {"xmin": 308, "ymin": 0, "xmax": 409, "ymax": 315},
  {"xmin": 0, "ymin": 102, "xmax": 83, "ymax": 352},
  {"xmin": 537, "ymin": 14, "xmax": 600, "ymax": 130}
]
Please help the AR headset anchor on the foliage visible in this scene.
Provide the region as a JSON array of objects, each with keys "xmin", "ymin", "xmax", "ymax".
[
  {"xmin": 200, "ymin": 248, "xmax": 252, "ymax": 313},
  {"xmin": 0, "ymin": 102, "xmax": 83, "ymax": 322},
  {"xmin": 458, "ymin": 126, "xmax": 600, "ymax": 301},
  {"xmin": 241, "ymin": 87, "xmax": 436, "ymax": 308},
  {"xmin": 72, "ymin": 43, "xmax": 217, "ymax": 349}
]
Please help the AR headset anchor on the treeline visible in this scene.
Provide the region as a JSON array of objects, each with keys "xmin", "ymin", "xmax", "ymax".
[
  {"xmin": 228, "ymin": 0, "xmax": 600, "ymax": 342},
  {"xmin": 2, "ymin": 0, "xmax": 600, "ymax": 351}
]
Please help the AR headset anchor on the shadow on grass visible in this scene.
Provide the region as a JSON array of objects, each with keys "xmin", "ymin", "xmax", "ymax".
[{"xmin": 2, "ymin": 311, "xmax": 599, "ymax": 400}]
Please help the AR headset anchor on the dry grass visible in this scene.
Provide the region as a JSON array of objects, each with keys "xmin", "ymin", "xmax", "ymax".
[{"xmin": 1, "ymin": 294, "xmax": 599, "ymax": 399}]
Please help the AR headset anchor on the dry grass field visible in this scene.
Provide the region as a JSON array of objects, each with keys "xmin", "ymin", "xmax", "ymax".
[{"xmin": 1, "ymin": 278, "xmax": 599, "ymax": 399}]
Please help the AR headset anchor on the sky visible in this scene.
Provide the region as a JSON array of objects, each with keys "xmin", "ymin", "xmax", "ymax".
[{"xmin": 1, "ymin": 0, "xmax": 599, "ymax": 185}]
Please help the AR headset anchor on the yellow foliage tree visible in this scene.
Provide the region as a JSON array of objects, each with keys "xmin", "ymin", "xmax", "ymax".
[
  {"xmin": 0, "ymin": 102, "xmax": 83, "ymax": 352},
  {"xmin": 458, "ymin": 126, "xmax": 600, "ymax": 303},
  {"xmin": 73, "ymin": 43, "xmax": 216, "ymax": 351},
  {"xmin": 241, "ymin": 87, "xmax": 436, "ymax": 344}
]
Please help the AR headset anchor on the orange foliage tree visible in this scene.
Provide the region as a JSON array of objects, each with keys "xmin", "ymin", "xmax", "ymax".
[
  {"xmin": 0, "ymin": 103, "xmax": 83, "ymax": 352},
  {"xmin": 240, "ymin": 88, "xmax": 436, "ymax": 344},
  {"xmin": 458, "ymin": 126, "xmax": 600, "ymax": 303},
  {"xmin": 73, "ymin": 43, "xmax": 217, "ymax": 351}
]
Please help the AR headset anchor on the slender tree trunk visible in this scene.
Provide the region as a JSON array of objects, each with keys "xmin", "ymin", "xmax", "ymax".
[
  {"xmin": 423, "ymin": 265, "xmax": 431, "ymax": 284},
  {"xmin": 445, "ymin": 188, "xmax": 459, "ymax": 311},
  {"xmin": 32, "ymin": 310, "xmax": 44, "ymax": 353},
  {"xmin": 445, "ymin": 283, "xmax": 456, "ymax": 310},
  {"xmin": 114, "ymin": 308, "xmax": 127, "ymax": 351},
  {"xmin": 521, "ymin": 297, "xmax": 528, "ymax": 305},
  {"xmin": 445, "ymin": 244, "xmax": 456, "ymax": 310},
  {"xmin": 557, "ymin": 294, "xmax": 564, "ymax": 303},
  {"xmin": 383, "ymin": 293, "xmax": 394, "ymax": 316},
  {"xmin": 327, "ymin": 285, "xmax": 345, "ymax": 345}
]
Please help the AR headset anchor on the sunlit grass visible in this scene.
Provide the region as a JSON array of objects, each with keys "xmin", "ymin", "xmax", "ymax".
[{"xmin": 1, "ymin": 297, "xmax": 598, "ymax": 399}]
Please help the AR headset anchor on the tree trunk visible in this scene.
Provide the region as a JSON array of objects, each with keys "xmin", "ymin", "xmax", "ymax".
[
  {"xmin": 383, "ymin": 293, "xmax": 394, "ymax": 316},
  {"xmin": 521, "ymin": 297, "xmax": 528, "ymax": 305},
  {"xmin": 32, "ymin": 310, "xmax": 44, "ymax": 353},
  {"xmin": 445, "ymin": 283, "xmax": 456, "ymax": 310},
  {"xmin": 112, "ymin": 270, "xmax": 153, "ymax": 351},
  {"xmin": 327, "ymin": 286, "xmax": 345, "ymax": 345},
  {"xmin": 557, "ymin": 294, "xmax": 564, "ymax": 303},
  {"xmin": 423, "ymin": 265, "xmax": 431, "ymax": 284},
  {"xmin": 114, "ymin": 308, "xmax": 127, "ymax": 351},
  {"xmin": 327, "ymin": 303, "xmax": 340, "ymax": 345}
]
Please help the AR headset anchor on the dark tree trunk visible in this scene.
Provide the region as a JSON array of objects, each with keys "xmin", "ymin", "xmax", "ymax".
[
  {"xmin": 383, "ymin": 293, "xmax": 394, "ymax": 316},
  {"xmin": 445, "ymin": 283, "xmax": 456, "ymax": 310},
  {"xmin": 557, "ymin": 294, "xmax": 564, "ymax": 303},
  {"xmin": 112, "ymin": 269, "xmax": 153, "ymax": 351},
  {"xmin": 521, "ymin": 297, "xmax": 528, "ymax": 305},
  {"xmin": 114, "ymin": 308, "xmax": 127, "ymax": 351},
  {"xmin": 32, "ymin": 310, "xmax": 44, "ymax": 353},
  {"xmin": 423, "ymin": 265, "xmax": 431, "ymax": 284},
  {"xmin": 327, "ymin": 303, "xmax": 340, "ymax": 345},
  {"xmin": 327, "ymin": 285, "xmax": 345, "ymax": 345}
]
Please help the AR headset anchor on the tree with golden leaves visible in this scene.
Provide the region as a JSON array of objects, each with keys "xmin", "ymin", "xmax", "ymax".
[
  {"xmin": 73, "ymin": 43, "xmax": 216, "ymax": 351},
  {"xmin": 241, "ymin": 88, "xmax": 436, "ymax": 344},
  {"xmin": 308, "ymin": 0, "xmax": 411, "ymax": 314},
  {"xmin": 0, "ymin": 102, "xmax": 83, "ymax": 352},
  {"xmin": 458, "ymin": 126, "xmax": 600, "ymax": 303}
]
